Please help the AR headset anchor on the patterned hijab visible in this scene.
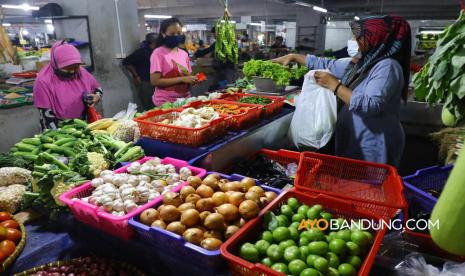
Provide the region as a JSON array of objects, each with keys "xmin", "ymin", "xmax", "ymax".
[{"xmin": 342, "ymin": 15, "xmax": 412, "ymax": 101}]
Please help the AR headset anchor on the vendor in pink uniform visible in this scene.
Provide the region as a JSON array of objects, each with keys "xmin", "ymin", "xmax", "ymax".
[
  {"xmin": 150, "ymin": 17, "xmax": 197, "ymax": 106},
  {"xmin": 33, "ymin": 41, "xmax": 102, "ymax": 130}
]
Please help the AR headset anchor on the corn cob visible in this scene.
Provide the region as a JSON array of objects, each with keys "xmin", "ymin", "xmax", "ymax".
[{"xmin": 87, "ymin": 118, "xmax": 115, "ymax": 131}]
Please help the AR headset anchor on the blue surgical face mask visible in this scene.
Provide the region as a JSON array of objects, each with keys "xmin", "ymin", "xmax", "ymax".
[
  {"xmin": 164, "ymin": 34, "xmax": 185, "ymax": 48},
  {"xmin": 347, "ymin": 39, "xmax": 361, "ymax": 58}
]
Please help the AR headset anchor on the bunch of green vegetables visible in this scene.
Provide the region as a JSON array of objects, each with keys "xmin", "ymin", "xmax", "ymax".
[
  {"xmin": 234, "ymin": 78, "xmax": 255, "ymax": 90},
  {"xmin": 413, "ymin": 11, "xmax": 465, "ymax": 126},
  {"xmin": 243, "ymin": 60, "xmax": 308, "ymax": 86},
  {"xmin": 215, "ymin": 16, "xmax": 238, "ymax": 64}
]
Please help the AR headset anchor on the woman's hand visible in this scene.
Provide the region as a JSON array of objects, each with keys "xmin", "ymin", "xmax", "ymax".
[
  {"xmin": 181, "ymin": 76, "xmax": 198, "ymax": 85},
  {"xmin": 88, "ymin": 94, "xmax": 101, "ymax": 107},
  {"xmin": 272, "ymin": 54, "xmax": 294, "ymax": 66},
  {"xmin": 314, "ymin": 71, "xmax": 340, "ymax": 91}
]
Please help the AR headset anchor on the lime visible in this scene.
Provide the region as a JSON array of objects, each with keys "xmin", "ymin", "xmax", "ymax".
[
  {"xmin": 281, "ymin": 204, "xmax": 294, "ymax": 218},
  {"xmin": 290, "ymin": 221, "xmax": 301, "ymax": 229},
  {"xmin": 300, "ymin": 245, "xmax": 310, "ymax": 259},
  {"xmin": 327, "ymin": 267, "xmax": 341, "ymax": 276},
  {"xmin": 338, "ymin": 263, "xmax": 356, "ymax": 276},
  {"xmin": 297, "ymin": 204, "xmax": 310, "ymax": 216},
  {"xmin": 327, "ymin": 232, "xmax": 338, "ymax": 242},
  {"xmin": 351, "ymin": 231, "xmax": 369, "ymax": 247},
  {"xmin": 279, "ymin": 240, "xmax": 296, "ymax": 251},
  {"xmin": 292, "ymin": 213, "xmax": 306, "ymax": 223},
  {"xmin": 310, "ymin": 204, "xmax": 323, "ymax": 214},
  {"xmin": 306, "ymin": 254, "xmax": 319, "ymax": 267},
  {"xmin": 306, "ymin": 228, "xmax": 324, "ymax": 241},
  {"xmin": 329, "ymin": 239, "xmax": 347, "ymax": 255},
  {"xmin": 346, "ymin": 241, "xmax": 360, "ymax": 256},
  {"xmin": 308, "ymin": 241, "xmax": 329, "ymax": 255},
  {"xmin": 299, "ymin": 268, "xmax": 319, "ymax": 276},
  {"xmin": 261, "ymin": 231, "xmax": 274, "ymax": 243},
  {"xmin": 255, "ymin": 240, "xmax": 271, "ymax": 256},
  {"xmin": 336, "ymin": 230, "xmax": 352, "ymax": 242},
  {"xmin": 239, "ymin": 243, "xmax": 259, "ymax": 262},
  {"xmin": 271, "ymin": 262, "xmax": 288, "ymax": 274},
  {"xmin": 289, "ymin": 227, "xmax": 299, "ymax": 240},
  {"xmin": 306, "ymin": 208, "xmax": 320, "ymax": 220},
  {"xmin": 273, "ymin": 227, "xmax": 291, "ymax": 242},
  {"xmin": 326, "ymin": 252, "xmax": 340, "ymax": 268},
  {"xmin": 288, "ymin": 259, "xmax": 307, "ymax": 276},
  {"xmin": 299, "ymin": 237, "xmax": 310, "ymax": 247},
  {"xmin": 346, "ymin": 255, "xmax": 362, "ymax": 269},
  {"xmin": 363, "ymin": 231, "xmax": 373, "ymax": 244},
  {"xmin": 276, "ymin": 214, "xmax": 290, "ymax": 227},
  {"xmin": 287, "ymin": 197, "xmax": 300, "ymax": 211},
  {"xmin": 313, "ymin": 256, "xmax": 329, "ymax": 273},
  {"xmin": 284, "ymin": 246, "xmax": 301, "ymax": 262},
  {"xmin": 267, "ymin": 244, "xmax": 284, "ymax": 262},
  {"xmin": 261, "ymin": 257, "xmax": 273, "ymax": 267},
  {"xmin": 320, "ymin": 212, "xmax": 333, "ymax": 221}
]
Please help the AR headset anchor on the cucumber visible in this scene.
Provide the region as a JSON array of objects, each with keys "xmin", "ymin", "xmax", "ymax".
[
  {"xmin": 40, "ymin": 135, "xmax": 54, "ymax": 144},
  {"xmin": 10, "ymin": 147, "xmax": 18, "ymax": 152},
  {"xmin": 61, "ymin": 141, "xmax": 76, "ymax": 148},
  {"xmin": 62, "ymin": 148, "xmax": 76, "ymax": 157},
  {"xmin": 42, "ymin": 143, "xmax": 63, "ymax": 153},
  {"xmin": 12, "ymin": 151, "xmax": 38, "ymax": 161},
  {"xmin": 15, "ymin": 142, "xmax": 37, "ymax": 152},
  {"xmin": 73, "ymin": 118, "xmax": 88, "ymax": 129},
  {"xmin": 22, "ymin": 137, "xmax": 41, "ymax": 146},
  {"xmin": 32, "ymin": 148, "xmax": 40, "ymax": 155},
  {"xmin": 54, "ymin": 138, "xmax": 75, "ymax": 146}
]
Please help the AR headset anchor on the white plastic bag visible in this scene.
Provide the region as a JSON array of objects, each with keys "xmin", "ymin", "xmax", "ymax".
[
  {"xmin": 288, "ymin": 70, "xmax": 337, "ymax": 149},
  {"xmin": 396, "ymin": 253, "xmax": 465, "ymax": 276}
]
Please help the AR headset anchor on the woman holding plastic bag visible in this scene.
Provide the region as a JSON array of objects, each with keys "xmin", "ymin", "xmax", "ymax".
[{"xmin": 274, "ymin": 16, "xmax": 411, "ymax": 167}]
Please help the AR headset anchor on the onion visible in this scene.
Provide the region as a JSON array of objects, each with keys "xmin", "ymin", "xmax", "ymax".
[
  {"xmin": 223, "ymin": 181, "xmax": 241, "ymax": 192},
  {"xmin": 248, "ymin": 186, "xmax": 265, "ymax": 197},
  {"xmin": 180, "ymin": 209, "xmax": 200, "ymax": 227},
  {"xmin": 204, "ymin": 213, "xmax": 225, "ymax": 230},
  {"xmin": 203, "ymin": 230, "xmax": 223, "ymax": 240},
  {"xmin": 178, "ymin": 202, "xmax": 196, "ymax": 211},
  {"xmin": 228, "ymin": 192, "xmax": 245, "ymax": 206},
  {"xmin": 196, "ymin": 185, "xmax": 214, "ymax": 198},
  {"xmin": 160, "ymin": 205, "xmax": 181, "ymax": 223},
  {"xmin": 151, "ymin": 220, "xmax": 166, "ymax": 229},
  {"xmin": 183, "ymin": 228, "xmax": 204, "ymax": 245},
  {"xmin": 140, "ymin": 208, "xmax": 159, "ymax": 226},
  {"xmin": 245, "ymin": 191, "xmax": 260, "ymax": 203},
  {"xmin": 211, "ymin": 192, "xmax": 228, "ymax": 206},
  {"xmin": 239, "ymin": 200, "xmax": 260, "ymax": 219},
  {"xmin": 264, "ymin": 191, "xmax": 277, "ymax": 202},
  {"xmin": 199, "ymin": 211, "xmax": 211, "ymax": 223},
  {"xmin": 180, "ymin": 186, "xmax": 196, "ymax": 200},
  {"xmin": 208, "ymin": 173, "xmax": 221, "ymax": 180},
  {"xmin": 259, "ymin": 197, "xmax": 271, "ymax": 208},
  {"xmin": 240, "ymin": 177, "xmax": 256, "ymax": 192},
  {"xmin": 225, "ymin": 225, "xmax": 240, "ymax": 239},
  {"xmin": 196, "ymin": 198, "xmax": 214, "ymax": 212},
  {"xmin": 202, "ymin": 177, "xmax": 219, "ymax": 191},
  {"xmin": 166, "ymin": 221, "xmax": 186, "ymax": 235},
  {"xmin": 216, "ymin": 203, "xmax": 240, "ymax": 222},
  {"xmin": 187, "ymin": 176, "xmax": 202, "ymax": 189},
  {"xmin": 201, "ymin": 238, "xmax": 223, "ymax": 250},
  {"xmin": 163, "ymin": 192, "xmax": 183, "ymax": 207},
  {"xmin": 185, "ymin": 194, "xmax": 202, "ymax": 205}
]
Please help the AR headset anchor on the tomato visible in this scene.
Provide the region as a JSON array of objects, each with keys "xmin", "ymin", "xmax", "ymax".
[
  {"xmin": 346, "ymin": 241, "xmax": 361, "ymax": 256},
  {"xmin": 308, "ymin": 241, "xmax": 329, "ymax": 255},
  {"xmin": 289, "ymin": 227, "xmax": 299, "ymax": 240},
  {"xmin": 297, "ymin": 204, "xmax": 310, "ymax": 216},
  {"xmin": 313, "ymin": 257, "xmax": 329, "ymax": 273},
  {"xmin": 266, "ymin": 244, "xmax": 284, "ymax": 262},
  {"xmin": 0, "ymin": 251, "xmax": 5, "ymax": 262},
  {"xmin": 239, "ymin": 243, "xmax": 259, "ymax": 263},
  {"xmin": 261, "ymin": 231, "xmax": 274, "ymax": 243},
  {"xmin": 6, "ymin": 228, "xmax": 22, "ymax": 243},
  {"xmin": 288, "ymin": 259, "xmax": 307, "ymax": 275},
  {"xmin": 287, "ymin": 198, "xmax": 300, "ymax": 211},
  {"xmin": 261, "ymin": 257, "xmax": 273, "ymax": 267},
  {"xmin": 0, "ymin": 240, "xmax": 16, "ymax": 256},
  {"xmin": 280, "ymin": 204, "xmax": 294, "ymax": 218},
  {"xmin": 271, "ymin": 262, "xmax": 288, "ymax": 274},
  {"xmin": 329, "ymin": 239, "xmax": 347, "ymax": 254},
  {"xmin": 338, "ymin": 263, "xmax": 356, "ymax": 276},
  {"xmin": 255, "ymin": 240, "xmax": 270, "ymax": 256},
  {"xmin": 0, "ymin": 220, "xmax": 19, "ymax": 229},
  {"xmin": 283, "ymin": 245, "xmax": 301, "ymax": 262},
  {"xmin": 336, "ymin": 230, "xmax": 352, "ymax": 242},
  {"xmin": 272, "ymin": 227, "xmax": 290, "ymax": 242},
  {"xmin": 0, "ymin": 226, "xmax": 6, "ymax": 241},
  {"xmin": 300, "ymin": 268, "xmax": 319, "ymax": 276},
  {"xmin": 0, "ymin": 212, "xmax": 12, "ymax": 222},
  {"xmin": 351, "ymin": 231, "xmax": 369, "ymax": 247}
]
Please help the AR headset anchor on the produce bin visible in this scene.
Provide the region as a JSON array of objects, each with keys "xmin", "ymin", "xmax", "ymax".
[
  {"xmin": 220, "ymin": 189, "xmax": 387, "ymax": 276},
  {"xmin": 59, "ymin": 157, "xmax": 207, "ymax": 240},
  {"xmin": 188, "ymin": 99, "xmax": 263, "ymax": 131},
  {"xmin": 134, "ymin": 108, "xmax": 232, "ymax": 146},
  {"xmin": 220, "ymin": 93, "xmax": 285, "ymax": 118},
  {"xmin": 129, "ymin": 173, "xmax": 282, "ymax": 273},
  {"xmin": 295, "ymin": 152, "xmax": 407, "ymax": 221}
]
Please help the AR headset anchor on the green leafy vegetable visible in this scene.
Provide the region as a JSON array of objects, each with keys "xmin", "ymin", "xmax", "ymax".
[{"xmin": 243, "ymin": 59, "xmax": 307, "ymax": 86}]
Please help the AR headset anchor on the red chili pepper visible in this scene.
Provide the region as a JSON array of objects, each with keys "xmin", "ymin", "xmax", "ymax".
[{"xmin": 196, "ymin": 72, "xmax": 207, "ymax": 82}]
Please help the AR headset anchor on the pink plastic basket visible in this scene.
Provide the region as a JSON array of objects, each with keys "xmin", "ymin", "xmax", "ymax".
[{"xmin": 59, "ymin": 156, "xmax": 207, "ymax": 240}]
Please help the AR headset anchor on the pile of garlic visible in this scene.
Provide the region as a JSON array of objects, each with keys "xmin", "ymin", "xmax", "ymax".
[
  {"xmin": 81, "ymin": 157, "xmax": 193, "ymax": 216},
  {"xmin": 163, "ymin": 107, "xmax": 220, "ymax": 128}
]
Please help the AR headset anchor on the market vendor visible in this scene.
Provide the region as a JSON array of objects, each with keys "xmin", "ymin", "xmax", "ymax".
[
  {"xmin": 274, "ymin": 16, "xmax": 411, "ymax": 167},
  {"xmin": 33, "ymin": 41, "xmax": 102, "ymax": 131},
  {"xmin": 150, "ymin": 17, "xmax": 197, "ymax": 106}
]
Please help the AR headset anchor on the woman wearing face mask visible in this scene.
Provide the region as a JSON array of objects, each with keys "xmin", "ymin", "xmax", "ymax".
[
  {"xmin": 33, "ymin": 41, "xmax": 102, "ymax": 131},
  {"xmin": 150, "ymin": 17, "xmax": 197, "ymax": 106},
  {"xmin": 274, "ymin": 16, "xmax": 411, "ymax": 167}
]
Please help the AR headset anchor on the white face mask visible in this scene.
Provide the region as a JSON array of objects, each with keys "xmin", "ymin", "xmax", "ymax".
[{"xmin": 347, "ymin": 40, "xmax": 361, "ymax": 58}]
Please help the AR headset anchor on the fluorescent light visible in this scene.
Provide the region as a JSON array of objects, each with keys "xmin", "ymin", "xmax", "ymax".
[
  {"xmin": 220, "ymin": 20, "xmax": 236, "ymax": 23},
  {"xmin": 144, "ymin": 23, "xmax": 148, "ymax": 26},
  {"xmin": 144, "ymin": 15, "xmax": 172, "ymax": 19},
  {"xmin": 354, "ymin": 16, "xmax": 360, "ymax": 20},
  {"xmin": 44, "ymin": 19, "xmax": 53, "ymax": 24},
  {"xmin": 2, "ymin": 4, "xmax": 40, "ymax": 11},
  {"xmin": 22, "ymin": 29, "xmax": 29, "ymax": 35},
  {"xmin": 46, "ymin": 24, "xmax": 54, "ymax": 32},
  {"xmin": 2, "ymin": 23, "xmax": 11, "ymax": 27},
  {"xmin": 182, "ymin": 26, "xmax": 187, "ymax": 32},
  {"xmin": 313, "ymin": 5, "xmax": 327, "ymax": 13},
  {"xmin": 295, "ymin": 1, "xmax": 312, "ymax": 8},
  {"xmin": 420, "ymin": 30, "xmax": 443, "ymax": 35},
  {"xmin": 248, "ymin": 23, "xmax": 262, "ymax": 26}
]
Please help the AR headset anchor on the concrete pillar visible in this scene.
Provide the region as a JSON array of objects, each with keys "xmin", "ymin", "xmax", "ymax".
[
  {"xmin": 53, "ymin": 0, "xmax": 141, "ymax": 116},
  {"xmin": 296, "ymin": 8, "xmax": 326, "ymax": 52}
]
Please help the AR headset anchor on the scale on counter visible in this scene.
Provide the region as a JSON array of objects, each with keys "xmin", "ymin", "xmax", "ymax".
[{"xmin": 249, "ymin": 86, "xmax": 300, "ymax": 96}]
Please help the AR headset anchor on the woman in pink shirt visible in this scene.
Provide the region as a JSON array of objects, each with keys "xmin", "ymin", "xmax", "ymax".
[{"xmin": 150, "ymin": 18, "xmax": 197, "ymax": 106}]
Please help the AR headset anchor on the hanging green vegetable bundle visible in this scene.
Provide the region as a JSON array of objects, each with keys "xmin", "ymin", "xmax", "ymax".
[
  {"xmin": 215, "ymin": 15, "xmax": 238, "ymax": 64},
  {"xmin": 413, "ymin": 11, "xmax": 465, "ymax": 126}
]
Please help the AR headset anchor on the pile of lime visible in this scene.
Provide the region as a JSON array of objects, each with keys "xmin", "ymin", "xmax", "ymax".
[{"xmin": 238, "ymin": 197, "xmax": 374, "ymax": 276}]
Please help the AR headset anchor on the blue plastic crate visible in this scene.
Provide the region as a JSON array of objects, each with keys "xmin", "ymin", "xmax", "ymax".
[
  {"xmin": 128, "ymin": 172, "xmax": 282, "ymax": 273},
  {"xmin": 403, "ymin": 165, "xmax": 452, "ymax": 213}
]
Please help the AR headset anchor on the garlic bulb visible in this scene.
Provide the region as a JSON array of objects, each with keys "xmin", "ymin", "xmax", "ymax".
[
  {"xmin": 166, "ymin": 173, "xmax": 180, "ymax": 185},
  {"xmin": 138, "ymin": 175, "xmax": 151, "ymax": 183},
  {"xmin": 154, "ymin": 164, "xmax": 167, "ymax": 174},
  {"xmin": 112, "ymin": 199, "xmax": 124, "ymax": 212},
  {"xmin": 165, "ymin": 164, "xmax": 176, "ymax": 174},
  {"xmin": 127, "ymin": 175, "xmax": 139, "ymax": 186},
  {"xmin": 102, "ymin": 174, "xmax": 114, "ymax": 184},
  {"xmin": 102, "ymin": 201, "xmax": 113, "ymax": 212},
  {"xmin": 124, "ymin": 200, "xmax": 137, "ymax": 213},
  {"xmin": 146, "ymin": 157, "xmax": 161, "ymax": 166},
  {"xmin": 91, "ymin": 178, "xmax": 104, "ymax": 188},
  {"xmin": 148, "ymin": 192, "xmax": 160, "ymax": 201},
  {"xmin": 100, "ymin": 170, "xmax": 114, "ymax": 177},
  {"xmin": 179, "ymin": 167, "xmax": 192, "ymax": 180},
  {"xmin": 140, "ymin": 164, "xmax": 155, "ymax": 174}
]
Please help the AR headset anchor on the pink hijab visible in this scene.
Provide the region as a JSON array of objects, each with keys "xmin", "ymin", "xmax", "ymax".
[{"xmin": 33, "ymin": 42, "xmax": 100, "ymax": 119}]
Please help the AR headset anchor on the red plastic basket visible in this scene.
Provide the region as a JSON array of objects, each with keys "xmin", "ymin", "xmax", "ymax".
[
  {"xmin": 295, "ymin": 152, "xmax": 407, "ymax": 221},
  {"xmin": 220, "ymin": 189, "xmax": 387, "ymax": 276},
  {"xmin": 187, "ymin": 99, "xmax": 263, "ymax": 131},
  {"xmin": 59, "ymin": 157, "xmax": 206, "ymax": 240},
  {"xmin": 134, "ymin": 108, "xmax": 232, "ymax": 146},
  {"xmin": 220, "ymin": 93, "xmax": 285, "ymax": 118}
]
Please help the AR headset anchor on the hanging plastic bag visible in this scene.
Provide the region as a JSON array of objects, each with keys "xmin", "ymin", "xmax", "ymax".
[
  {"xmin": 86, "ymin": 106, "xmax": 102, "ymax": 123},
  {"xmin": 288, "ymin": 70, "xmax": 337, "ymax": 150}
]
